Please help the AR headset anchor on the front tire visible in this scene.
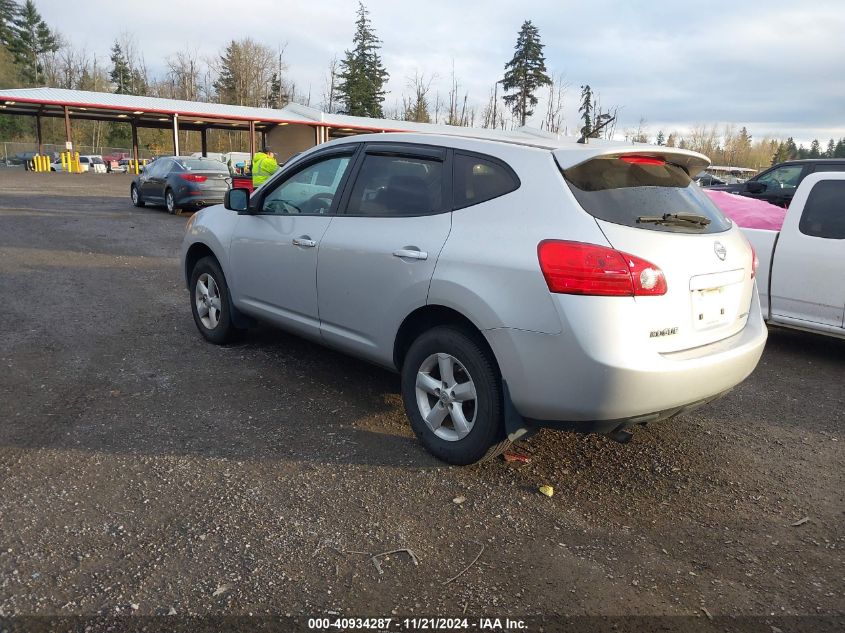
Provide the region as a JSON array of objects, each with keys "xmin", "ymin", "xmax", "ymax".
[
  {"xmin": 131, "ymin": 184, "xmax": 145, "ymax": 207},
  {"xmin": 401, "ymin": 326, "xmax": 509, "ymax": 465},
  {"xmin": 189, "ymin": 257, "xmax": 241, "ymax": 345}
]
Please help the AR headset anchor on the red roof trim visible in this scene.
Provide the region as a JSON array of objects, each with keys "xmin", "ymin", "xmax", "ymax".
[{"xmin": 1, "ymin": 95, "xmax": 408, "ymax": 133}]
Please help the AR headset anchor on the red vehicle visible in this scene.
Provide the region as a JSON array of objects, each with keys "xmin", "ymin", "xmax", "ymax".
[{"xmin": 103, "ymin": 152, "xmax": 130, "ymax": 172}]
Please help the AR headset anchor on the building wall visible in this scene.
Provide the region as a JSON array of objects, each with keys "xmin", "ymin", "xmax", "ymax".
[{"xmin": 265, "ymin": 124, "xmax": 318, "ymax": 162}]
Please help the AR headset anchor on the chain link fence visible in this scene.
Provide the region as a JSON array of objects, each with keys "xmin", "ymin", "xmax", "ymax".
[{"xmin": 0, "ymin": 141, "xmax": 160, "ymax": 166}]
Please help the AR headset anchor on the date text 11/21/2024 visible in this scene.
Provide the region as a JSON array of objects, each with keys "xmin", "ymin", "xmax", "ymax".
[{"xmin": 307, "ymin": 617, "xmax": 528, "ymax": 630}]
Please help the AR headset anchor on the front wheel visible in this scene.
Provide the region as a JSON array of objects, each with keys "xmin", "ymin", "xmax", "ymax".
[
  {"xmin": 401, "ymin": 326, "xmax": 509, "ymax": 465},
  {"xmin": 189, "ymin": 256, "xmax": 241, "ymax": 344},
  {"xmin": 131, "ymin": 184, "xmax": 145, "ymax": 207}
]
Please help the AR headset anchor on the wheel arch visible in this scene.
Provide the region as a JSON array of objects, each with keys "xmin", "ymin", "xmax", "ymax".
[
  {"xmin": 393, "ymin": 304, "xmax": 497, "ymax": 372},
  {"xmin": 184, "ymin": 242, "xmax": 220, "ymax": 289}
]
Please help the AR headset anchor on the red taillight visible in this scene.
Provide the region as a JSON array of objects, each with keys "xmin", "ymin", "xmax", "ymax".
[
  {"xmin": 619, "ymin": 155, "xmax": 665, "ymax": 166},
  {"xmin": 179, "ymin": 173, "xmax": 207, "ymax": 182},
  {"xmin": 537, "ymin": 240, "xmax": 667, "ymax": 297}
]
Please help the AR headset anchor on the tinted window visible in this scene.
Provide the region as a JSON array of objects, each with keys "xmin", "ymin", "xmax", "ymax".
[
  {"xmin": 347, "ymin": 154, "xmax": 443, "ymax": 216},
  {"xmin": 799, "ymin": 180, "xmax": 845, "ymax": 239},
  {"xmin": 756, "ymin": 165, "xmax": 803, "ymax": 193},
  {"xmin": 177, "ymin": 158, "xmax": 230, "ymax": 172},
  {"xmin": 261, "ymin": 155, "xmax": 351, "ymax": 215},
  {"xmin": 812, "ymin": 164, "xmax": 845, "ymax": 173},
  {"xmin": 563, "ymin": 157, "xmax": 732, "ymax": 234},
  {"xmin": 453, "ymin": 153, "xmax": 519, "ymax": 208}
]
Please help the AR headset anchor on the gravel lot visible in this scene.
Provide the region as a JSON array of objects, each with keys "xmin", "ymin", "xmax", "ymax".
[{"xmin": 0, "ymin": 170, "xmax": 842, "ymax": 630}]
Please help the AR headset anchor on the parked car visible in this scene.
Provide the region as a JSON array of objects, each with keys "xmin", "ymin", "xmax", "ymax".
[
  {"xmin": 742, "ymin": 172, "xmax": 845, "ymax": 338},
  {"xmin": 191, "ymin": 152, "xmax": 226, "ymax": 163},
  {"xmin": 180, "ymin": 133, "xmax": 767, "ymax": 465},
  {"xmin": 103, "ymin": 152, "xmax": 130, "ymax": 172},
  {"xmin": 708, "ymin": 159, "xmax": 845, "ymax": 207},
  {"xmin": 51, "ymin": 154, "xmax": 107, "ymax": 173},
  {"xmin": 131, "ymin": 156, "xmax": 232, "ymax": 214},
  {"xmin": 694, "ymin": 172, "xmax": 726, "ymax": 187}
]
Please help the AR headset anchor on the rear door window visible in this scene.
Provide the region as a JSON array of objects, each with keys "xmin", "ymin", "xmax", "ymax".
[
  {"xmin": 799, "ymin": 180, "xmax": 845, "ymax": 239},
  {"xmin": 453, "ymin": 153, "xmax": 519, "ymax": 209},
  {"xmin": 562, "ymin": 156, "xmax": 732, "ymax": 234},
  {"xmin": 346, "ymin": 153, "xmax": 444, "ymax": 216}
]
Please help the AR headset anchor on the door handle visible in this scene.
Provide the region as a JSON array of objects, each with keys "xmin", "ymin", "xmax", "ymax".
[
  {"xmin": 292, "ymin": 237, "xmax": 317, "ymax": 248},
  {"xmin": 393, "ymin": 248, "xmax": 428, "ymax": 260}
]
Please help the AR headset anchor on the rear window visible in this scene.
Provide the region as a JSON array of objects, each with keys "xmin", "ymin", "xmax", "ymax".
[
  {"xmin": 563, "ymin": 157, "xmax": 732, "ymax": 234},
  {"xmin": 178, "ymin": 159, "xmax": 230, "ymax": 172},
  {"xmin": 799, "ymin": 180, "xmax": 845, "ymax": 239}
]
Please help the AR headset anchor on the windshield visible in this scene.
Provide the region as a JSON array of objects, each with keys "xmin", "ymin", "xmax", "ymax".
[{"xmin": 563, "ymin": 157, "xmax": 732, "ymax": 234}]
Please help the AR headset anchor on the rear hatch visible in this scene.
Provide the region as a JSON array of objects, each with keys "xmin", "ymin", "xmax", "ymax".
[
  {"xmin": 555, "ymin": 147, "xmax": 755, "ymax": 353},
  {"xmin": 177, "ymin": 158, "xmax": 232, "ymax": 191}
]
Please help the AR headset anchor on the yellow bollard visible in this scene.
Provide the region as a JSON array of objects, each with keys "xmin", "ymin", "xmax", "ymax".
[
  {"xmin": 73, "ymin": 152, "xmax": 81, "ymax": 174},
  {"xmin": 61, "ymin": 152, "xmax": 67, "ymax": 172}
]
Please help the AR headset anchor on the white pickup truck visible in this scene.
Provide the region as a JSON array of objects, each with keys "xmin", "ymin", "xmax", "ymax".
[{"xmin": 743, "ymin": 172, "xmax": 845, "ymax": 338}]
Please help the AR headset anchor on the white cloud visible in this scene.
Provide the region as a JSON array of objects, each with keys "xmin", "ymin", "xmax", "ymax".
[{"xmin": 37, "ymin": 0, "xmax": 845, "ymax": 141}]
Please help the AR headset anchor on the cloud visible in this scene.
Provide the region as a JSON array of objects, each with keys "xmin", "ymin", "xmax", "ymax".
[{"xmin": 37, "ymin": 0, "xmax": 844, "ymax": 142}]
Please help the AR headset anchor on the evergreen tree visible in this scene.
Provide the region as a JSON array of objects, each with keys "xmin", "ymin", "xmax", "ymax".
[
  {"xmin": 835, "ymin": 138, "xmax": 845, "ymax": 158},
  {"xmin": 796, "ymin": 144, "xmax": 808, "ymax": 160},
  {"xmin": 785, "ymin": 137, "xmax": 797, "ymax": 160},
  {"xmin": 0, "ymin": 0, "xmax": 19, "ymax": 48},
  {"xmin": 826, "ymin": 139, "xmax": 835, "ymax": 158},
  {"xmin": 808, "ymin": 139, "xmax": 821, "ymax": 158},
  {"xmin": 500, "ymin": 20, "xmax": 551, "ymax": 127},
  {"xmin": 771, "ymin": 141, "xmax": 789, "ymax": 165},
  {"xmin": 656, "ymin": 130, "xmax": 665, "ymax": 146},
  {"xmin": 665, "ymin": 132, "xmax": 676, "ymax": 147},
  {"xmin": 268, "ymin": 72, "xmax": 282, "ymax": 108},
  {"xmin": 578, "ymin": 85, "xmax": 593, "ymax": 138},
  {"xmin": 8, "ymin": 0, "xmax": 58, "ymax": 86},
  {"xmin": 109, "ymin": 41, "xmax": 132, "ymax": 94},
  {"xmin": 336, "ymin": 2, "xmax": 389, "ymax": 117}
]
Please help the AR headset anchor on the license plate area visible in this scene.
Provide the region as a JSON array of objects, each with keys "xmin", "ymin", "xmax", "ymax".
[{"xmin": 692, "ymin": 287, "xmax": 730, "ymax": 330}]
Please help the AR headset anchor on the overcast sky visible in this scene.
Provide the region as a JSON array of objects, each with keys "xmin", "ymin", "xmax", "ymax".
[{"xmin": 37, "ymin": 0, "xmax": 845, "ymax": 146}]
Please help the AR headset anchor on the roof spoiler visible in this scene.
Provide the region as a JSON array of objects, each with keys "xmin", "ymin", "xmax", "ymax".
[{"xmin": 553, "ymin": 146, "xmax": 710, "ymax": 176}]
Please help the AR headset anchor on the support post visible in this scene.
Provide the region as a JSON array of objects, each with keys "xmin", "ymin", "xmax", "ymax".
[
  {"xmin": 201, "ymin": 127, "xmax": 208, "ymax": 157},
  {"xmin": 131, "ymin": 120, "xmax": 140, "ymax": 175},
  {"xmin": 260, "ymin": 129, "xmax": 267, "ymax": 151},
  {"xmin": 249, "ymin": 120, "xmax": 256, "ymax": 159},
  {"xmin": 63, "ymin": 105, "xmax": 72, "ymax": 151},
  {"xmin": 172, "ymin": 113, "xmax": 180, "ymax": 156},
  {"xmin": 35, "ymin": 114, "xmax": 43, "ymax": 155}
]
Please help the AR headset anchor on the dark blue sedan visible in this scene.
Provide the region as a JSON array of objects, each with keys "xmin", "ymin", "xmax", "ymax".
[{"xmin": 130, "ymin": 156, "xmax": 231, "ymax": 215}]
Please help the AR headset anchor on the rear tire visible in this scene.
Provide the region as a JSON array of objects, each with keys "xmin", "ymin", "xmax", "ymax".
[
  {"xmin": 130, "ymin": 184, "xmax": 145, "ymax": 207},
  {"xmin": 401, "ymin": 326, "xmax": 509, "ymax": 465},
  {"xmin": 165, "ymin": 189, "xmax": 181, "ymax": 215},
  {"xmin": 189, "ymin": 256, "xmax": 241, "ymax": 345}
]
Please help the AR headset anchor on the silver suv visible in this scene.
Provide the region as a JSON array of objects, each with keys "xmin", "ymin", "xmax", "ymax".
[{"xmin": 180, "ymin": 133, "xmax": 767, "ymax": 465}]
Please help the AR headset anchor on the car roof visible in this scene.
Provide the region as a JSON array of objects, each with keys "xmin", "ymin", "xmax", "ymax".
[{"xmin": 318, "ymin": 131, "xmax": 711, "ymax": 173}]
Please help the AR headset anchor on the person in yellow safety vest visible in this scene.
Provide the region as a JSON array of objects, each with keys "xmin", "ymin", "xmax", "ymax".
[{"xmin": 252, "ymin": 148, "xmax": 279, "ymax": 188}]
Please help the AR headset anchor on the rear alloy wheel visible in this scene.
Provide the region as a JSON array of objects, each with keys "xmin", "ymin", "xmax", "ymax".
[
  {"xmin": 165, "ymin": 189, "xmax": 180, "ymax": 215},
  {"xmin": 402, "ymin": 326, "xmax": 509, "ymax": 465},
  {"xmin": 189, "ymin": 256, "xmax": 240, "ymax": 344},
  {"xmin": 130, "ymin": 184, "xmax": 144, "ymax": 207}
]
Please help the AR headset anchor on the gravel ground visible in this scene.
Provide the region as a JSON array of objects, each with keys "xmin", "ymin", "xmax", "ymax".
[{"xmin": 0, "ymin": 170, "xmax": 842, "ymax": 629}]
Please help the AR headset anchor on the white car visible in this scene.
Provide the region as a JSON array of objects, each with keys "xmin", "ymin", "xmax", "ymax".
[
  {"xmin": 51, "ymin": 155, "xmax": 107, "ymax": 173},
  {"xmin": 743, "ymin": 172, "xmax": 845, "ymax": 338},
  {"xmin": 181, "ymin": 133, "xmax": 767, "ymax": 464}
]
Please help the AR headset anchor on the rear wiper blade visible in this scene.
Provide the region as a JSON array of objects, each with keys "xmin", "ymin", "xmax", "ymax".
[{"xmin": 637, "ymin": 213, "xmax": 711, "ymax": 226}]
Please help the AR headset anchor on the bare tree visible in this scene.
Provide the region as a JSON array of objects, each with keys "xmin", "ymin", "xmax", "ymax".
[
  {"xmin": 540, "ymin": 73, "xmax": 568, "ymax": 134},
  {"xmin": 321, "ymin": 55, "xmax": 340, "ymax": 113},
  {"xmin": 165, "ymin": 47, "xmax": 202, "ymax": 101},
  {"xmin": 402, "ymin": 71, "xmax": 433, "ymax": 123}
]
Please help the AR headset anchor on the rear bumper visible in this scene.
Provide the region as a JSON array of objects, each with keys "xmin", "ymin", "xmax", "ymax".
[
  {"xmin": 176, "ymin": 192, "xmax": 226, "ymax": 208},
  {"xmin": 485, "ymin": 291, "xmax": 767, "ymax": 427}
]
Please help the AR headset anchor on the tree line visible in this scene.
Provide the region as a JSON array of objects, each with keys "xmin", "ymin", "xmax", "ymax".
[{"xmin": 1, "ymin": 0, "xmax": 839, "ymax": 168}]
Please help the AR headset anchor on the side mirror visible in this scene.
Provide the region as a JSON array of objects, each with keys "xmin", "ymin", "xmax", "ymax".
[
  {"xmin": 225, "ymin": 188, "xmax": 251, "ymax": 213},
  {"xmin": 746, "ymin": 181, "xmax": 766, "ymax": 194}
]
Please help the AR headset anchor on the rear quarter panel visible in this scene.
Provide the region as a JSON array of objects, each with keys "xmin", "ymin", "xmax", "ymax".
[{"xmin": 429, "ymin": 147, "xmax": 611, "ymax": 334}]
